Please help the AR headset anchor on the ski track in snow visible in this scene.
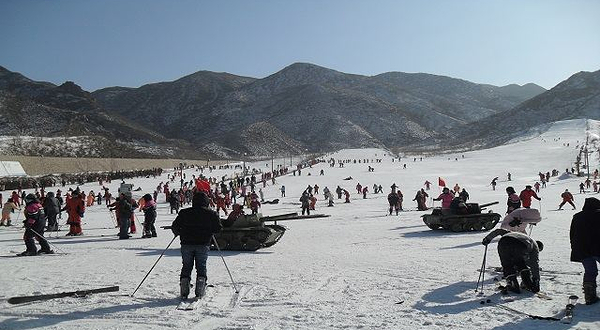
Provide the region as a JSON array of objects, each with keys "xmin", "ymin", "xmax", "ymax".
[{"xmin": 1, "ymin": 119, "xmax": 600, "ymax": 329}]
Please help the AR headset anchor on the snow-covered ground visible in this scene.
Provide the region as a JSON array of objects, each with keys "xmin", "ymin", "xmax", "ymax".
[{"xmin": 1, "ymin": 119, "xmax": 599, "ymax": 330}]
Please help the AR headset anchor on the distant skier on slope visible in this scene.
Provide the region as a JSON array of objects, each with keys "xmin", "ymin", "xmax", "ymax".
[
  {"xmin": 388, "ymin": 190, "xmax": 400, "ymax": 215},
  {"xmin": 559, "ymin": 189, "xmax": 576, "ymax": 210},
  {"xmin": 505, "ymin": 187, "xmax": 521, "ymax": 214},
  {"xmin": 519, "ymin": 185, "xmax": 541, "ymax": 208}
]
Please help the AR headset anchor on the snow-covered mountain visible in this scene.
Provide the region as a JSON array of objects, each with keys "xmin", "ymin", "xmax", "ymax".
[
  {"xmin": 0, "ymin": 66, "xmax": 204, "ymax": 158},
  {"xmin": 91, "ymin": 63, "xmax": 546, "ymax": 156},
  {"xmin": 452, "ymin": 69, "xmax": 600, "ymax": 148}
]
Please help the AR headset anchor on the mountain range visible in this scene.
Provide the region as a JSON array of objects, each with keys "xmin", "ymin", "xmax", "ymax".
[{"xmin": 1, "ymin": 62, "xmax": 597, "ymax": 159}]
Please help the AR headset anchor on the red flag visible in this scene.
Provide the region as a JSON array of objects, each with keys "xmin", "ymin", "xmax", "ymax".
[{"xmin": 438, "ymin": 177, "xmax": 446, "ymax": 187}]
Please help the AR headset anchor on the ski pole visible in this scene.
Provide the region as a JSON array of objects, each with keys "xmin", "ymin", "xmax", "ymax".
[
  {"xmin": 211, "ymin": 235, "xmax": 239, "ymax": 293},
  {"xmin": 475, "ymin": 245, "xmax": 488, "ymax": 293},
  {"xmin": 131, "ymin": 235, "xmax": 177, "ymax": 297},
  {"xmin": 28, "ymin": 227, "xmax": 67, "ymax": 254}
]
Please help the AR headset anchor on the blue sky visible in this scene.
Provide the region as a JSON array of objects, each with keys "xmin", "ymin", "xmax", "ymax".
[{"xmin": 1, "ymin": 0, "xmax": 599, "ymax": 91}]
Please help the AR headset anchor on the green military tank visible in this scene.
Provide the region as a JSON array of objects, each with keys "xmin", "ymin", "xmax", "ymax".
[
  {"xmin": 422, "ymin": 201, "xmax": 501, "ymax": 232},
  {"xmin": 213, "ymin": 212, "xmax": 329, "ymax": 251}
]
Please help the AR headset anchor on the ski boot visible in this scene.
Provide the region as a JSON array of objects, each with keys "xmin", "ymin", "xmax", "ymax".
[
  {"xmin": 180, "ymin": 277, "xmax": 191, "ymax": 299},
  {"xmin": 38, "ymin": 249, "xmax": 55, "ymax": 255},
  {"xmin": 503, "ymin": 275, "xmax": 521, "ymax": 294},
  {"xmin": 583, "ymin": 281, "xmax": 599, "ymax": 305},
  {"xmin": 195, "ymin": 277, "xmax": 206, "ymax": 298},
  {"xmin": 17, "ymin": 250, "xmax": 37, "ymax": 256}
]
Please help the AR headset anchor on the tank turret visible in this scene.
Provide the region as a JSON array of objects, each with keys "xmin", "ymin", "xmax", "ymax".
[
  {"xmin": 422, "ymin": 201, "xmax": 501, "ymax": 232},
  {"xmin": 214, "ymin": 212, "xmax": 330, "ymax": 251}
]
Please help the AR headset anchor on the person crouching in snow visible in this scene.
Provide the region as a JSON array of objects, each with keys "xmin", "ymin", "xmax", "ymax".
[
  {"xmin": 482, "ymin": 229, "xmax": 543, "ymax": 294},
  {"xmin": 19, "ymin": 194, "xmax": 53, "ymax": 256}
]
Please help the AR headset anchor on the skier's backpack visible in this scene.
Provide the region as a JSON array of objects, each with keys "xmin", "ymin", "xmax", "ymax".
[{"xmin": 119, "ymin": 198, "xmax": 133, "ymax": 217}]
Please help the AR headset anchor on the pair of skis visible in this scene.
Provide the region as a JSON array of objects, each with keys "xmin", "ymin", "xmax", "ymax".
[{"xmin": 482, "ymin": 294, "xmax": 578, "ymax": 323}]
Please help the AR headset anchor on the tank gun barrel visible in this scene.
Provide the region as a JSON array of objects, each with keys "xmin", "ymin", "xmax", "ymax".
[{"xmin": 479, "ymin": 201, "xmax": 499, "ymax": 209}]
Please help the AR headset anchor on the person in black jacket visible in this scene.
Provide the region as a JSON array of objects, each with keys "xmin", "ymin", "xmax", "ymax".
[
  {"xmin": 171, "ymin": 191, "xmax": 222, "ymax": 299},
  {"xmin": 43, "ymin": 191, "xmax": 60, "ymax": 231},
  {"xmin": 570, "ymin": 197, "xmax": 600, "ymax": 305},
  {"xmin": 483, "ymin": 228, "xmax": 543, "ymax": 294}
]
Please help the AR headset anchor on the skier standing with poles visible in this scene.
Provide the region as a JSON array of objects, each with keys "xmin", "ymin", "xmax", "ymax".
[
  {"xmin": 171, "ymin": 191, "xmax": 222, "ymax": 299},
  {"xmin": 19, "ymin": 194, "xmax": 53, "ymax": 256}
]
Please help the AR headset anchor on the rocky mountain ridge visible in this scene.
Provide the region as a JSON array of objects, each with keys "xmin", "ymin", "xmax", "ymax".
[{"xmin": 1, "ymin": 63, "xmax": 579, "ymax": 159}]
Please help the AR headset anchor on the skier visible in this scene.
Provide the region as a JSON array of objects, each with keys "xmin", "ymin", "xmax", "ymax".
[
  {"xmin": 169, "ymin": 190, "xmax": 180, "ymax": 214},
  {"xmin": 413, "ymin": 189, "xmax": 429, "ymax": 211},
  {"xmin": 344, "ymin": 189, "xmax": 351, "ymax": 203},
  {"xmin": 491, "ymin": 177, "xmax": 498, "ymax": 191},
  {"xmin": 356, "ymin": 183, "xmax": 362, "ymax": 194},
  {"xmin": 459, "ymin": 188, "xmax": 469, "ymax": 202},
  {"xmin": 424, "ymin": 181, "xmax": 431, "ymax": 190},
  {"xmin": 579, "ymin": 182, "xmax": 586, "ymax": 194},
  {"xmin": 141, "ymin": 194, "xmax": 157, "ymax": 238},
  {"xmin": 42, "ymin": 191, "xmax": 60, "ymax": 231},
  {"xmin": 433, "ymin": 187, "xmax": 454, "ymax": 209},
  {"xmin": 533, "ymin": 181, "xmax": 541, "ymax": 193},
  {"xmin": 300, "ymin": 192, "xmax": 310, "ymax": 215},
  {"xmin": 114, "ymin": 193, "xmax": 135, "ymax": 239},
  {"xmin": 506, "ymin": 187, "xmax": 521, "ymax": 214},
  {"xmin": 559, "ymin": 189, "xmax": 576, "ymax": 210},
  {"xmin": 519, "ymin": 185, "xmax": 541, "ymax": 208},
  {"xmin": 482, "ymin": 228, "xmax": 543, "ymax": 294},
  {"xmin": 453, "ymin": 184, "xmax": 460, "ymax": 194},
  {"xmin": 569, "ymin": 197, "xmax": 600, "ymax": 305},
  {"xmin": 280, "ymin": 185, "xmax": 286, "ymax": 197},
  {"xmin": 19, "ymin": 194, "xmax": 53, "ymax": 256},
  {"xmin": 171, "ymin": 192, "xmax": 222, "ymax": 299},
  {"xmin": 223, "ymin": 204, "xmax": 244, "ymax": 228},
  {"xmin": 388, "ymin": 190, "xmax": 400, "ymax": 215},
  {"xmin": 309, "ymin": 194, "xmax": 317, "ymax": 210},
  {"xmin": 64, "ymin": 189, "xmax": 85, "ymax": 236},
  {"xmin": 1, "ymin": 197, "xmax": 19, "ymax": 226},
  {"xmin": 362, "ymin": 186, "xmax": 368, "ymax": 199},
  {"xmin": 250, "ymin": 192, "xmax": 261, "ymax": 215},
  {"xmin": 336, "ymin": 186, "xmax": 343, "ymax": 199}
]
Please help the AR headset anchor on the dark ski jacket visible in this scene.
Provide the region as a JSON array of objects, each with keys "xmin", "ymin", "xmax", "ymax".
[
  {"xmin": 43, "ymin": 193, "xmax": 60, "ymax": 216},
  {"xmin": 172, "ymin": 206, "xmax": 222, "ymax": 246},
  {"xmin": 570, "ymin": 197, "xmax": 600, "ymax": 262}
]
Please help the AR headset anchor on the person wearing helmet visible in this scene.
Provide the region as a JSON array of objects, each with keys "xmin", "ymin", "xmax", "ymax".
[{"xmin": 19, "ymin": 194, "xmax": 53, "ymax": 256}]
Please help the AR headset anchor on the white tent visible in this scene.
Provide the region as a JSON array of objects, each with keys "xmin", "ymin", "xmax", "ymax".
[{"xmin": 0, "ymin": 161, "xmax": 27, "ymax": 177}]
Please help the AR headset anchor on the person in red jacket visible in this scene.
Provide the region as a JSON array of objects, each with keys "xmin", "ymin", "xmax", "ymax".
[
  {"xmin": 559, "ymin": 189, "xmax": 576, "ymax": 210},
  {"xmin": 64, "ymin": 188, "xmax": 85, "ymax": 236},
  {"xmin": 519, "ymin": 185, "xmax": 541, "ymax": 208}
]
